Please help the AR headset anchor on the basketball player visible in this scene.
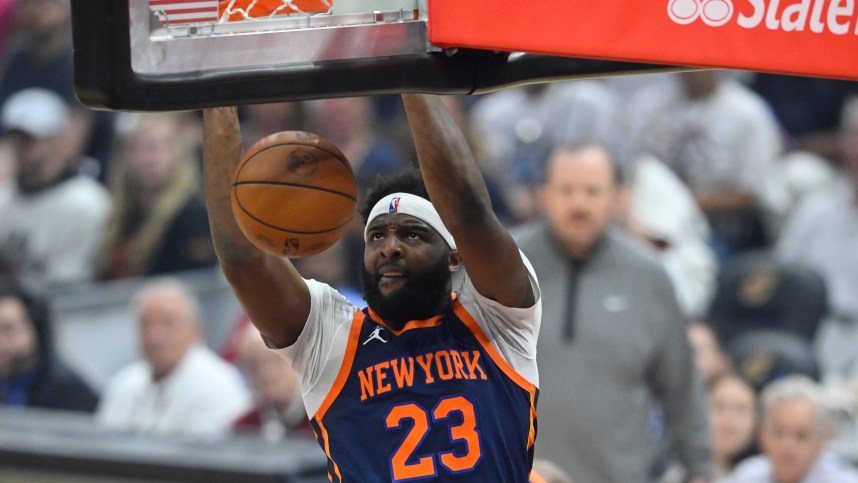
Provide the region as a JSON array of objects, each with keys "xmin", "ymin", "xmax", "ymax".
[{"xmin": 202, "ymin": 94, "xmax": 541, "ymax": 481}]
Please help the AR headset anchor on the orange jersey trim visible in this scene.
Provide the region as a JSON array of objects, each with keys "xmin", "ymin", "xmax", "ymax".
[
  {"xmin": 452, "ymin": 299, "xmax": 535, "ymax": 392},
  {"xmin": 529, "ymin": 470, "xmax": 547, "ymax": 483},
  {"xmin": 367, "ymin": 310, "xmax": 444, "ymax": 336},
  {"xmin": 366, "ymin": 293, "xmax": 457, "ymax": 336},
  {"xmin": 453, "ymin": 299, "xmax": 538, "ymax": 448},
  {"xmin": 315, "ymin": 417, "xmax": 343, "ymax": 482},
  {"xmin": 315, "ymin": 308, "xmax": 364, "ymax": 421},
  {"xmin": 527, "ymin": 386, "xmax": 538, "ymax": 449}
]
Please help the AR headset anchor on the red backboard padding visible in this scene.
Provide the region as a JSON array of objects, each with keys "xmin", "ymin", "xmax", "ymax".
[{"xmin": 428, "ymin": 0, "xmax": 858, "ymax": 80}]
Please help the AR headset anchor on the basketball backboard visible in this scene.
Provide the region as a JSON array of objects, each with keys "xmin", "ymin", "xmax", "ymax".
[{"xmin": 70, "ymin": 0, "xmax": 678, "ymax": 111}]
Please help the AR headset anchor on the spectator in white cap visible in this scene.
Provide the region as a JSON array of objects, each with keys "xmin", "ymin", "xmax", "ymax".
[
  {"xmin": 0, "ymin": 0, "xmax": 115, "ymax": 180},
  {"xmin": 2, "ymin": 87, "xmax": 68, "ymax": 134},
  {"xmin": 3, "ymin": 88, "xmax": 73, "ymax": 189},
  {"xmin": 0, "ymin": 88, "xmax": 111, "ymax": 287}
]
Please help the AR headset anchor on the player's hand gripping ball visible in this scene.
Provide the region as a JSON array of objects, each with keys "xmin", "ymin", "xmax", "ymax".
[{"xmin": 231, "ymin": 131, "xmax": 357, "ymax": 258}]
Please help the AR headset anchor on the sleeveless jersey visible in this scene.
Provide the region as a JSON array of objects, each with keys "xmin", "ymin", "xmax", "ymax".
[{"xmin": 310, "ymin": 296, "xmax": 538, "ymax": 482}]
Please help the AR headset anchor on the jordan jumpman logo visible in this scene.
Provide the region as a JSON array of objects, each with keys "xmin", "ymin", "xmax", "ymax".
[{"xmin": 363, "ymin": 326, "xmax": 388, "ymax": 345}]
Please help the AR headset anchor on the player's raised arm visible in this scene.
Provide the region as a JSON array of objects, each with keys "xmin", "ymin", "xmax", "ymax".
[
  {"xmin": 202, "ymin": 107, "xmax": 310, "ymax": 347},
  {"xmin": 401, "ymin": 94, "xmax": 534, "ymax": 309}
]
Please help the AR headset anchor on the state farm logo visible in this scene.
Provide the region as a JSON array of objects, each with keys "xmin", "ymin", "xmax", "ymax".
[
  {"xmin": 668, "ymin": 0, "xmax": 734, "ymax": 26},
  {"xmin": 668, "ymin": 0, "xmax": 858, "ymax": 34}
]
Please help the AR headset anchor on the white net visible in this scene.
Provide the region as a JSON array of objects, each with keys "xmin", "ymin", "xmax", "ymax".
[
  {"xmin": 218, "ymin": 0, "xmax": 334, "ymax": 21},
  {"xmin": 146, "ymin": 0, "xmax": 418, "ymax": 34},
  {"xmin": 135, "ymin": 0, "xmax": 425, "ymax": 75}
]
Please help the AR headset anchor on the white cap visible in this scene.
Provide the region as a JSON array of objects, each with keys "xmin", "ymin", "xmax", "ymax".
[{"xmin": 1, "ymin": 88, "xmax": 70, "ymax": 138}]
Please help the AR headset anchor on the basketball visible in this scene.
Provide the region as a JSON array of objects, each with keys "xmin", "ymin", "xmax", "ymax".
[{"xmin": 230, "ymin": 131, "xmax": 357, "ymax": 258}]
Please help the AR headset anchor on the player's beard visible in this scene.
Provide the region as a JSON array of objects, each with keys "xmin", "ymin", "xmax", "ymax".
[{"xmin": 361, "ymin": 254, "xmax": 452, "ymax": 328}]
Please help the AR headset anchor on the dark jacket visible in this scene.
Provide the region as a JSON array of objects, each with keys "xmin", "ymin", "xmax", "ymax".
[
  {"xmin": 25, "ymin": 358, "xmax": 98, "ymax": 412},
  {"xmin": 0, "ymin": 278, "xmax": 98, "ymax": 412}
]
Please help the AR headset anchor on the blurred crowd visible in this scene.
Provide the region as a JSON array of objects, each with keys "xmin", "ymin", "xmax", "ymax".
[{"xmin": 1, "ymin": 0, "xmax": 858, "ymax": 481}]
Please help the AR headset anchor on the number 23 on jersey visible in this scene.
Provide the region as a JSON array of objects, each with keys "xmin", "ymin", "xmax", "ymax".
[{"xmin": 385, "ymin": 395, "xmax": 482, "ymax": 481}]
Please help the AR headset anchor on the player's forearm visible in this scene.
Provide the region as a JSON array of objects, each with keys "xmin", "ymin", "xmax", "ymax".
[
  {"xmin": 401, "ymin": 94, "xmax": 533, "ymax": 308},
  {"xmin": 202, "ymin": 107, "xmax": 309, "ymax": 346},
  {"xmin": 401, "ymin": 94, "xmax": 493, "ymax": 228},
  {"xmin": 202, "ymin": 107, "xmax": 264, "ymax": 266}
]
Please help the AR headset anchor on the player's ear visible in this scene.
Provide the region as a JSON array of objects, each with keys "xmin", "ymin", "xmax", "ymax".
[{"xmin": 448, "ymin": 249, "xmax": 461, "ymax": 273}]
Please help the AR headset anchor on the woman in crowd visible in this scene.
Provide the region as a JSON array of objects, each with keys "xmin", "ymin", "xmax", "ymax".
[
  {"xmin": 708, "ymin": 373, "xmax": 759, "ymax": 481},
  {"xmin": 98, "ymin": 112, "xmax": 216, "ymax": 279}
]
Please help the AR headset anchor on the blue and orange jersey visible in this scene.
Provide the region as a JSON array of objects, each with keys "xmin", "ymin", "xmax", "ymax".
[{"xmin": 309, "ymin": 296, "xmax": 538, "ymax": 482}]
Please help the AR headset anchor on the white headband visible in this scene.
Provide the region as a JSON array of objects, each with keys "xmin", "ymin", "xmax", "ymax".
[{"xmin": 364, "ymin": 192, "xmax": 456, "ymax": 249}]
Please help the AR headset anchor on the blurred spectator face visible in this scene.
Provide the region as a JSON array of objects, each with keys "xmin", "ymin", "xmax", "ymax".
[
  {"xmin": 14, "ymin": 0, "xmax": 70, "ymax": 40},
  {"xmin": 126, "ymin": 120, "xmax": 180, "ymax": 193},
  {"xmin": 9, "ymin": 131, "xmax": 67, "ymax": 191},
  {"xmin": 314, "ymin": 97, "xmax": 370, "ymax": 144},
  {"xmin": 709, "ymin": 375, "xmax": 756, "ymax": 465},
  {"xmin": 538, "ymin": 145, "xmax": 618, "ymax": 257},
  {"xmin": 137, "ymin": 289, "xmax": 200, "ymax": 380},
  {"xmin": 2, "ymin": 88, "xmax": 72, "ymax": 192},
  {"xmin": 238, "ymin": 329, "xmax": 300, "ymax": 408},
  {"xmin": 0, "ymin": 296, "xmax": 37, "ymax": 377},
  {"xmin": 246, "ymin": 103, "xmax": 299, "ymax": 131},
  {"xmin": 688, "ymin": 322, "xmax": 731, "ymax": 384},
  {"xmin": 680, "ymin": 71, "xmax": 718, "ymax": 99},
  {"xmin": 759, "ymin": 397, "xmax": 826, "ymax": 483}
]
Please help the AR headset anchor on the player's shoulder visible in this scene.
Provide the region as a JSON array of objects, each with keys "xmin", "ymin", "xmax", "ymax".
[
  {"xmin": 305, "ymin": 278, "xmax": 360, "ymax": 310},
  {"xmin": 298, "ymin": 278, "xmax": 362, "ymax": 342}
]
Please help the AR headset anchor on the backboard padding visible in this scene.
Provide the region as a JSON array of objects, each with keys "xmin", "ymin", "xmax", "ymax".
[{"xmin": 428, "ymin": 0, "xmax": 858, "ymax": 81}]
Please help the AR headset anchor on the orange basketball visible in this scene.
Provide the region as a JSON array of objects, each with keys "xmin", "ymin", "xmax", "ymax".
[{"xmin": 231, "ymin": 131, "xmax": 357, "ymax": 258}]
